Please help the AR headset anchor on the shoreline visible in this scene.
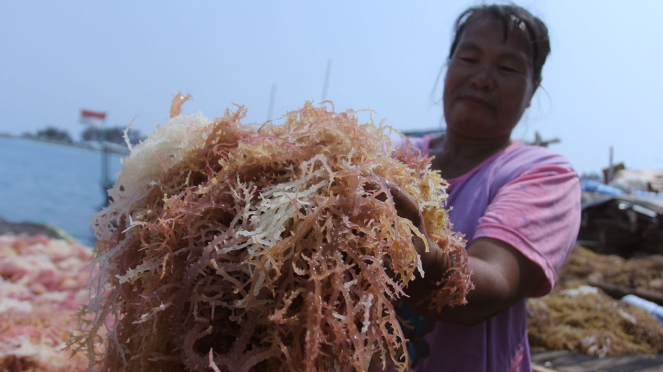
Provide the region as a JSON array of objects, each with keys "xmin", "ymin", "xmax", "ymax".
[
  {"xmin": 1, "ymin": 135, "xmax": 130, "ymax": 156},
  {"xmin": 0, "ymin": 217, "xmax": 71, "ymax": 240}
]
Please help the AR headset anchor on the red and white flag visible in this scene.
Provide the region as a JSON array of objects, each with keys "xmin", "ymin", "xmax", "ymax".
[{"xmin": 80, "ymin": 109, "xmax": 106, "ymax": 126}]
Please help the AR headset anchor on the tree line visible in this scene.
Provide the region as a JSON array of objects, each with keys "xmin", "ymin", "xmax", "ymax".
[{"xmin": 22, "ymin": 126, "xmax": 146, "ymax": 146}]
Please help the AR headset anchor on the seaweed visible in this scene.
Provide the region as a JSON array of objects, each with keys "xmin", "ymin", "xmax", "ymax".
[
  {"xmin": 527, "ymin": 246, "xmax": 663, "ymax": 357},
  {"xmin": 560, "ymin": 245, "xmax": 663, "ymax": 293},
  {"xmin": 0, "ymin": 235, "xmax": 93, "ymax": 371},
  {"xmin": 75, "ymin": 100, "xmax": 471, "ymax": 371},
  {"xmin": 527, "ymin": 280, "xmax": 663, "ymax": 357}
]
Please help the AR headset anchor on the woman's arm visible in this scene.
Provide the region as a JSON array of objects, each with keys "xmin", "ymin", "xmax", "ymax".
[
  {"xmin": 386, "ymin": 179, "xmax": 548, "ymax": 326},
  {"xmin": 402, "ymin": 237, "xmax": 545, "ymax": 325},
  {"xmin": 392, "ymin": 163, "xmax": 581, "ymax": 326}
]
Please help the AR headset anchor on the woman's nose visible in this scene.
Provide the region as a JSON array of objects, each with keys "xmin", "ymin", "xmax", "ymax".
[{"xmin": 469, "ymin": 66, "xmax": 495, "ymax": 91}]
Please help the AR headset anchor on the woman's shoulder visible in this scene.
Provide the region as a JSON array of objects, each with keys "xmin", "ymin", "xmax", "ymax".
[
  {"xmin": 499, "ymin": 142, "xmax": 574, "ymax": 171},
  {"xmin": 479, "ymin": 142, "xmax": 577, "ymax": 190}
]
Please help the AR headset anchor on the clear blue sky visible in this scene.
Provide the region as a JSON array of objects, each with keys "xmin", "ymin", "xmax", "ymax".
[{"xmin": 1, "ymin": 1, "xmax": 661, "ymax": 175}]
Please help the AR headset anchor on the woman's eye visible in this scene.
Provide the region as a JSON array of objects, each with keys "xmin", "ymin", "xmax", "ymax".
[
  {"xmin": 459, "ymin": 57, "xmax": 477, "ymax": 63},
  {"xmin": 498, "ymin": 65, "xmax": 518, "ymax": 73}
]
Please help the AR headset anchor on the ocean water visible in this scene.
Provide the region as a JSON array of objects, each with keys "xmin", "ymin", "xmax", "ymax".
[{"xmin": 0, "ymin": 137, "xmax": 124, "ymax": 245}]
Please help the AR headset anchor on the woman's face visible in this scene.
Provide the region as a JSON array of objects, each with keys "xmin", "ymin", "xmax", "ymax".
[{"xmin": 443, "ymin": 17, "xmax": 538, "ymax": 140}]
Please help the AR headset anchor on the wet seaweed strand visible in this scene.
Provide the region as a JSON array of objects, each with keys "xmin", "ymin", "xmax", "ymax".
[{"xmin": 74, "ymin": 100, "xmax": 472, "ymax": 371}]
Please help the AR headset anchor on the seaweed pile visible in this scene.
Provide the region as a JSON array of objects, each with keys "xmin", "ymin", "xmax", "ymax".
[
  {"xmin": 560, "ymin": 245, "xmax": 663, "ymax": 293},
  {"xmin": 74, "ymin": 98, "xmax": 471, "ymax": 371},
  {"xmin": 0, "ymin": 235, "xmax": 92, "ymax": 371},
  {"xmin": 527, "ymin": 280, "xmax": 663, "ymax": 357},
  {"xmin": 527, "ymin": 245, "xmax": 663, "ymax": 357}
]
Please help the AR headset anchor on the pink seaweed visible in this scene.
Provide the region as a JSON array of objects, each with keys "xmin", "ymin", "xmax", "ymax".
[{"xmin": 77, "ymin": 102, "xmax": 472, "ymax": 371}]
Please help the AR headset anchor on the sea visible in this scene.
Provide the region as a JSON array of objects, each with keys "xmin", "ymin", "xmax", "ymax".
[{"xmin": 0, "ymin": 137, "xmax": 124, "ymax": 246}]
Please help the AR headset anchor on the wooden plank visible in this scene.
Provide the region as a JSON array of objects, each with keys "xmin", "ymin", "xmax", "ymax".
[
  {"xmin": 532, "ymin": 365, "xmax": 559, "ymax": 372},
  {"xmin": 532, "ymin": 350, "xmax": 663, "ymax": 372}
]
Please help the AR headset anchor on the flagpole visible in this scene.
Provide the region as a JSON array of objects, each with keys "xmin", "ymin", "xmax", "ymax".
[
  {"xmin": 321, "ymin": 58, "xmax": 332, "ymax": 102},
  {"xmin": 81, "ymin": 109, "xmax": 111, "ymax": 205},
  {"xmin": 101, "ymin": 118, "xmax": 106, "ymax": 185},
  {"xmin": 267, "ymin": 83, "xmax": 277, "ymax": 122}
]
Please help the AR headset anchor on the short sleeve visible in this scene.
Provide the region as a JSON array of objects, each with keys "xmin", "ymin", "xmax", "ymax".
[{"xmin": 472, "ymin": 164, "xmax": 581, "ymax": 297}]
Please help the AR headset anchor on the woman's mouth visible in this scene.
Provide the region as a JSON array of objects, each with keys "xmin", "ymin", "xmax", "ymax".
[{"xmin": 459, "ymin": 96, "xmax": 493, "ymax": 110}]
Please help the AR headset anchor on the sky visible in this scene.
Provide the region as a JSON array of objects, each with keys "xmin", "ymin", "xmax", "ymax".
[{"xmin": 1, "ymin": 0, "xmax": 661, "ymax": 176}]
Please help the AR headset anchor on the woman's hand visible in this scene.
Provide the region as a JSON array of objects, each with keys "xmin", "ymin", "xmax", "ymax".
[
  {"xmin": 365, "ymin": 178, "xmax": 453, "ymax": 282},
  {"xmin": 404, "ymin": 237, "xmax": 547, "ymax": 325}
]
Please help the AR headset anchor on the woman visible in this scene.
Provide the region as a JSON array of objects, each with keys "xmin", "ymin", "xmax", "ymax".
[{"xmin": 391, "ymin": 5, "xmax": 581, "ymax": 372}]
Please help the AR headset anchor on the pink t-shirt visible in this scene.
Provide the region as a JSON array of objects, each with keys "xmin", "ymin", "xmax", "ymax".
[{"xmin": 397, "ymin": 136, "xmax": 581, "ymax": 372}]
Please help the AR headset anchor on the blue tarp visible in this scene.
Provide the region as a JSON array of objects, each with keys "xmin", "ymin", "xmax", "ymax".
[{"xmin": 580, "ymin": 179, "xmax": 624, "ymax": 195}]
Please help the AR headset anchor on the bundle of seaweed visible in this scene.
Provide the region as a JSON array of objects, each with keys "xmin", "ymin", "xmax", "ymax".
[
  {"xmin": 561, "ymin": 245, "xmax": 663, "ymax": 293},
  {"xmin": 0, "ymin": 235, "xmax": 92, "ymax": 371},
  {"xmin": 74, "ymin": 98, "xmax": 471, "ymax": 372},
  {"xmin": 527, "ymin": 280, "xmax": 663, "ymax": 357}
]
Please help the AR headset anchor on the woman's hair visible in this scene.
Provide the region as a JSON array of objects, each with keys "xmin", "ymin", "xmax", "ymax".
[{"xmin": 448, "ymin": 4, "xmax": 550, "ymax": 83}]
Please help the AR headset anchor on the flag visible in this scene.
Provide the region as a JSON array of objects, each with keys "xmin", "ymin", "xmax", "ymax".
[{"xmin": 80, "ymin": 109, "xmax": 106, "ymax": 126}]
